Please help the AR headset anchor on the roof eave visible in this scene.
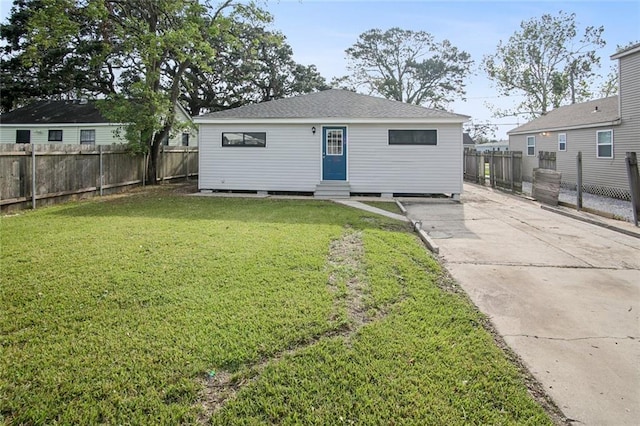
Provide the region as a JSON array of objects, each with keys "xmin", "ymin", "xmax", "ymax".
[
  {"xmin": 507, "ymin": 118, "xmax": 621, "ymax": 135},
  {"xmin": 0, "ymin": 122, "xmax": 125, "ymax": 127},
  {"xmin": 194, "ymin": 116, "xmax": 470, "ymax": 125},
  {"xmin": 611, "ymin": 43, "xmax": 640, "ymax": 60}
]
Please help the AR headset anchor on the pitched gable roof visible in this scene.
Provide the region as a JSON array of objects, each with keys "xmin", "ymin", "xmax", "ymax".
[
  {"xmin": 508, "ymin": 97, "xmax": 620, "ymax": 135},
  {"xmin": 0, "ymin": 100, "xmax": 109, "ymax": 124},
  {"xmin": 195, "ymin": 89, "xmax": 469, "ymax": 123},
  {"xmin": 463, "ymin": 133, "xmax": 475, "ymax": 145}
]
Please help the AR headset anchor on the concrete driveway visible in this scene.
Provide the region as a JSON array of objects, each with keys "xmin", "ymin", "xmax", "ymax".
[{"xmin": 403, "ymin": 183, "xmax": 640, "ymax": 426}]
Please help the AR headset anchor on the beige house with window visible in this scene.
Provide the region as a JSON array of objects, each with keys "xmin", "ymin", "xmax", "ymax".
[
  {"xmin": 508, "ymin": 43, "xmax": 640, "ymax": 200},
  {"xmin": 0, "ymin": 100, "xmax": 197, "ymax": 147}
]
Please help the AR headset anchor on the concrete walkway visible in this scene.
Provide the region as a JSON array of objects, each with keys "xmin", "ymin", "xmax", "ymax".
[
  {"xmin": 332, "ymin": 199, "xmax": 409, "ymax": 222},
  {"xmin": 403, "ymin": 183, "xmax": 640, "ymax": 425}
]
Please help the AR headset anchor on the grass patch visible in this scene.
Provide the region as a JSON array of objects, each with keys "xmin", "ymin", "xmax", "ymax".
[
  {"xmin": 1, "ymin": 188, "xmax": 551, "ymax": 424},
  {"xmin": 361, "ymin": 200, "xmax": 403, "ymax": 215}
]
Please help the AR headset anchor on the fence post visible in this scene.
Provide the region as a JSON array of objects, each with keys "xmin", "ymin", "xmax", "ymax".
[
  {"xmin": 489, "ymin": 151, "xmax": 495, "ymax": 188},
  {"xmin": 509, "ymin": 151, "xmax": 514, "ymax": 192},
  {"xmin": 185, "ymin": 147, "xmax": 189, "ymax": 181},
  {"xmin": 160, "ymin": 145, "xmax": 164, "ymax": 183},
  {"xmin": 626, "ymin": 152, "xmax": 640, "ymax": 226},
  {"xmin": 99, "ymin": 145, "xmax": 104, "ymax": 196},
  {"xmin": 576, "ymin": 152, "xmax": 583, "ymax": 211},
  {"xmin": 142, "ymin": 153, "xmax": 146, "ymax": 187},
  {"xmin": 31, "ymin": 144, "xmax": 36, "ymax": 209}
]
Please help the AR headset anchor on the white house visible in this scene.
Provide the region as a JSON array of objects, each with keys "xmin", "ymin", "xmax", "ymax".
[
  {"xmin": 0, "ymin": 100, "xmax": 198, "ymax": 147},
  {"xmin": 474, "ymin": 140, "xmax": 509, "ymax": 153},
  {"xmin": 195, "ymin": 89, "xmax": 469, "ymax": 198},
  {"xmin": 508, "ymin": 42, "xmax": 640, "ymax": 200}
]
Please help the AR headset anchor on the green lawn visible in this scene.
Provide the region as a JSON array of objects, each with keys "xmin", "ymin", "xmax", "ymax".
[{"xmin": 0, "ymin": 187, "xmax": 552, "ymax": 425}]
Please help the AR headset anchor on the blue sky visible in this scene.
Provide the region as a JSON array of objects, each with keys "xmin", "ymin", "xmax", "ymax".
[
  {"xmin": 1, "ymin": 0, "xmax": 638, "ymax": 138},
  {"xmin": 265, "ymin": 0, "xmax": 640, "ymax": 138}
]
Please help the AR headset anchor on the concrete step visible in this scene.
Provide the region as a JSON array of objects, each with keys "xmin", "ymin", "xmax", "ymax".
[{"xmin": 315, "ymin": 181, "xmax": 351, "ymax": 199}]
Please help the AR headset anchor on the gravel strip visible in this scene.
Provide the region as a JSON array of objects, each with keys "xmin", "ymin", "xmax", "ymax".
[{"xmin": 522, "ymin": 181, "xmax": 634, "ymax": 223}]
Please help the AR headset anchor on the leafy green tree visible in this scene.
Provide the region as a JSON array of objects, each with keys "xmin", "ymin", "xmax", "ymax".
[
  {"xmin": 483, "ymin": 11, "xmax": 605, "ymax": 118},
  {"xmin": 598, "ymin": 65, "xmax": 618, "ymax": 98},
  {"xmin": 180, "ymin": 23, "xmax": 328, "ymax": 116},
  {"xmin": 9, "ymin": 0, "xmax": 271, "ymax": 183},
  {"xmin": 337, "ymin": 27, "xmax": 473, "ymax": 109},
  {"xmin": 0, "ymin": 0, "xmax": 116, "ymax": 112},
  {"xmin": 464, "ymin": 120, "xmax": 498, "ymax": 143}
]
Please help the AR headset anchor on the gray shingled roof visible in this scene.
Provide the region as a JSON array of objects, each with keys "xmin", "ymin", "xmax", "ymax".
[
  {"xmin": 196, "ymin": 89, "xmax": 469, "ymax": 121},
  {"xmin": 0, "ymin": 100, "xmax": 108, "ymax": 124},
  {"xmin": 508, "ymin": 97, "xmax": 620, "ymax": 135},
  {"xmin": 611, "ymin": 42, "xmax": 640, "ymax": 60}
]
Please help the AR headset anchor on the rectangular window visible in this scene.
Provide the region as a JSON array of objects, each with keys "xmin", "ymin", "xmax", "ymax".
[
  {"xmin": 16, "ymin": 130, "xmax": 31, "ymax": 143},
  {"xmin": 162, "ymin": 133, "xmax": 169, "ymax": 146},
  {"xmin": 526, "ymin": 136, "xmax": 535, "ymax": 156},
  {"xmin": 48, "ymin": 129, "xmax": 63, "ymax": 142},
  {"xmin": 80, "ymin": 129, "xmax": 96, "ymax": 144},
  {"xmin": 181, "ymin": 132, "xmax": 189, "ymax": 147},
  {"xmin": 596, "ymin": 130, "xmax": 613, "ymax": 159},
  {"xmin": 558, "ymin": 133, "xmax": 566, "ymax": 152},
  {"xmin": 388, "ymin": 129, "xmax": 437, "ymax": 145},
  {"xmin": 222, "ymin": 132, "xmax": 266, "ymax": 147}
]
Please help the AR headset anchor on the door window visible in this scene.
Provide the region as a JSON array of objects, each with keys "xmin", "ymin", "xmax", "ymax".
[{"xmin": 326, "ymin": 129, "xmax": 343, "ymax": 155}]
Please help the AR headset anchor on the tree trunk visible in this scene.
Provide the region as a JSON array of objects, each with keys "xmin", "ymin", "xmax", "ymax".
[{"xmin": 147, "ymin": 136, "xmax": 162, "ymax": 185}]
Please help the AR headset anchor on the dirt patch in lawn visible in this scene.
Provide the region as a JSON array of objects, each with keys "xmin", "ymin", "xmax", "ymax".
[
  {"xmin": 327, "ymin": 229, "xmax": 369, "ymax": 330},
  {"xmin": 197, "ymin": 229, "xmax": 370, "ymax": 423}
]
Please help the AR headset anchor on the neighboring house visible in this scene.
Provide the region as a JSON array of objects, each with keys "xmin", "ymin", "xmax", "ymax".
[
  {"xmin": 463, "ymin": 132, "xmax": 475, "ymax": 149},
  {"xmin": 508, "ymin": 42, "xmax": 640, "ymax": 200},
  {"xmin": 474, "ymin": 140, "xmax": 509, "ymax": 153},
  {"xmin": 195, "ymin": 89, "xmax": 469, "ymax": 198},
  {"xmin": 0, "ymin": 100, "xmax": 198, "ymax": 146}
]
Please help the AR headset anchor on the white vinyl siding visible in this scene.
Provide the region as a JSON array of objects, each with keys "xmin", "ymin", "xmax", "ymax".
[
  {"xmin": 349, "ymin": 123, "xmax": 461, "ymax": 194},
  {"xmin": 199, "ymin": 124, "xmax": 319, "ymax": 192},
  {"xmin": 558, "ymin": 133, "xmax": 566, "ymax": 151},
  {"xmin": 199, "ymin": 122, "xmax": 463, "ymax": 195},
  {"xmin": 596, "ymin": 130, "xmax": 613, "ymax": 158},
  {"xmin": 526, "ymin": 136, "xmax": 535, "ymax": 156},
  {"xmin": 1, "ymin": 124, "xmax": 125, "ymax": 144}
]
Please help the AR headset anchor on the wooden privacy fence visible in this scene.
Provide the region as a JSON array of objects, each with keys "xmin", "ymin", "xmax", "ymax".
[
  {"xmin": 538, "ymin": 151, "xmax": 556, "ymax": 170},
  {"xmin": 0, "ymin": 144, "xmax": 198, "ymax": 211},
  {"xmin": 463, "ymin": 149, "xmax": 523, "ymax": 193}
]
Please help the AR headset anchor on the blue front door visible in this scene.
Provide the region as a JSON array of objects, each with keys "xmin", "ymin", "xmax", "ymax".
[{"xmin": 322, "ymin": 126, "xmax": 347, "ymax": 180}]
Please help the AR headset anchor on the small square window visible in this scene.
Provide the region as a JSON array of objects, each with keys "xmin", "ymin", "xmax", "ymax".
[
  {"xmin": 526, "ymin": 136, "xmax": 535, "ymax": 156},
  {"xmin": 80, "ymin": 129, "xmax": 96, "ymax": 144},
  {"xmin": 558, "ymin": 133, "xmax": 566, "ymax": 152},
  {"xmin": 596, "ymin": 130, "xmax": 613, "ymax": 159},
  {"xmin": 48, "ymin": 129, "xmax": 63, "ymax": 142},
  {"xmin": 16, "ymin": 130, "xmax": 31, "ymax": 143}
]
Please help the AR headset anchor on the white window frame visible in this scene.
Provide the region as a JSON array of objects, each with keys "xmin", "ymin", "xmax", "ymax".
[
  {"xmin": 596, "ymin": 130, "xmax": 613, "ymax": 159},
  {"xmin": 526, "ymin": 135, "xmax": 535, "ymax": 156},
  {"xmin": 558, "ymin": 133, "xmax": 566, "ymax": 152}
]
